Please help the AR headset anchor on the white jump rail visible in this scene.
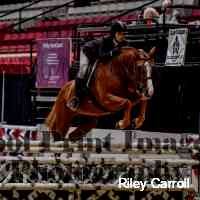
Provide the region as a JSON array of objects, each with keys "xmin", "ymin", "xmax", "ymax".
[
  {"xmin": 0, "ymin": 183, "xmax": 196, "ymax": 191},
  {"xmin": 0, "ymin": 124, "xmax": 38, "ymax": 131},
  {"xmin": 0, "ymin": 155, "xmax": 198, "ymax": 165},
  {"xmin": 7, "ymin": 140, "xmax": 200, "ymax": 148},
  {"xmin": 1, "ymin": 141, "xmax": 199, "ymax": 154},
  {"xmin": 0, "ymin": 125, "xmax": 199, "ymax": 155}
]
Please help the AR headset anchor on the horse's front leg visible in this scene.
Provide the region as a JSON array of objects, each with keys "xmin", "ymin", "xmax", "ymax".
[
  {"xmin": 97, "ymin": 93, "xmax": 133, "ymax": 129},
  {"xmin": 117, "ymin": 97, "xmax": 147, "ymax": 129},
  {"xmin": 134, "ymin": 100, "xmax": 148, "ymax": 129},
  {"xmin": 116, "ymin": 99, "xmax": 133, "ymax": 129}
]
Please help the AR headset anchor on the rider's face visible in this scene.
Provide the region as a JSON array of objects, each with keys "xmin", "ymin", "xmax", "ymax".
[{"xmin": 115, "ymin": 31, "xmax": 125, "ymax": 43}]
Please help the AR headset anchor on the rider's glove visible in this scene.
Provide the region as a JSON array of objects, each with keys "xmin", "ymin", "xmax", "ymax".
[{"xmin": 109, "ymin": 47, "xmax": 120, "ymax": 57}]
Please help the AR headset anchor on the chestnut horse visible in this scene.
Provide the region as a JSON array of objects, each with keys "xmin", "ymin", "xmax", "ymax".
[{"xmin": 46, "ymin": 47, "xmax": 155, "ymax": 141}]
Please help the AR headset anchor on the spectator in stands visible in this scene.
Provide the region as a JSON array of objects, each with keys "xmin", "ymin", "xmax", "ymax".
[
  {"xmin": 136, "ymin": 9, "xmax": 145, "ymax": 25},
  {"xmin": 68, "ymin": 20, "xmax": 128, "ymax": 110},
  {"xmin": 158, "ymin": 0, "xmax": 180, "ymax": 24},
  {"xmin": 143, "ymin": 7, "xmax": 160, "ymax": 25}
]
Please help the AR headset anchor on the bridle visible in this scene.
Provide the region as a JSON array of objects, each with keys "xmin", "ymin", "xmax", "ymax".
[{"xmin": 136, "ymin": 57, "xmax": 153, "ymax": 97}]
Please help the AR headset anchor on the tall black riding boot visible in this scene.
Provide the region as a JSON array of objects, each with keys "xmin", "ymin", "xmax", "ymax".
[
  {"xmin": 68, "ymin": 78, "xmax": 85, "ymax": 110},
  {"xmin": 75, "ymin": 77, "xmax": 85, "ymax": 97}
]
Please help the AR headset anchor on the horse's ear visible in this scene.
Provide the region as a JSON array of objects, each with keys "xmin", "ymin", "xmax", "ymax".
[{"xmin": 148, "ymin": 47, "xmax": 156, "ymax": 58}]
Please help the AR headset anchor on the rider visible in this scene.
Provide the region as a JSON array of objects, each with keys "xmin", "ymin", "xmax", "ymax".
[{"xmin": 68, "ymin": 20, "xmax": 128, "ymax": 110}]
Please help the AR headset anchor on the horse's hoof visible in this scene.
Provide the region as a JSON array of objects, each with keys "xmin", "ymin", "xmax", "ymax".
[
  {"xmin": 115, "ymin": 121, "xmax": 124, "ymax": 129},
  {"xmin": 53, "ymin": 134, "xmax": 64, "ymax": 142},
  {"xmin": 131, "ymin": 120, "xmax": 136, "ymax": 129},
  {"xmin": 68, "ymin": 135, "xmax": 83, "ymax": 143},
  {"xmin": 115, "ymin": 122, "xmax": 120, "ymax": 129},
  {"xmin": 133, "ymin": 117, "xmax": 144, "ymax": 129}
]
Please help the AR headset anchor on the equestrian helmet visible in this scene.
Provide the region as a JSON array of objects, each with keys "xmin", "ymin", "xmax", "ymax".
[{"xmin": 110, "ymin": 20, "xmax": 127, "ymax": 36}]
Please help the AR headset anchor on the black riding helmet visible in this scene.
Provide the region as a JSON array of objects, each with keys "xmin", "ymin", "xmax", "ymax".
[{"xmin": 110, "ymin": 20, "xmax": 127, "ymax": 37}]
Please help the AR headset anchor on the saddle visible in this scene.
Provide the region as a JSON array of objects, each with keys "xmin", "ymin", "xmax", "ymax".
[{"xmin": 67, "ymin": 61, "xmax": 101, "ymax": 112}]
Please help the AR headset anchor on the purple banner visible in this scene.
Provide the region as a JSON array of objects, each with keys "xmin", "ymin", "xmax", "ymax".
[{"xmin": 36, "ymin": 38, "xmax": 70, "ymax": 88}]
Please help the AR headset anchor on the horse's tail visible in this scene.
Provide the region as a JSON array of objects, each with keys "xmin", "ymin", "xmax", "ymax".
[{"xmin": 45, "ymin": 81, "xmax": 75, "ymax": 131}]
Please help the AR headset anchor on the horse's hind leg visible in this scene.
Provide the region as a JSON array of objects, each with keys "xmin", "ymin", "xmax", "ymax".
[
  {"xmin": 67, "ymin": 118, "xmax": 97, "ymax": 141},
  {"xmin": 52, "ymin": 107, "xmax": 77, "ymax": 141}
]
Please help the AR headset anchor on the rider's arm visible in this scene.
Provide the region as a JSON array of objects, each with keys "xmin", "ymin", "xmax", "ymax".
[
  {"xmin": 82, "ymin": 43, "xmax": 93, "ymax": 60},
  {"xmin": 99, "ymin": 47, "xmax": 120, "ymax": 58},
  {"xmin": 98, "ymin": 39, "xmax": 120, "ymax": 59},
  {"xmin": 82, "ymin": 38, "xmax": 113, "ymax": 59},
  {"xmin": 98, "ymin": 38, "xmax": 128, "ymax": 59}
]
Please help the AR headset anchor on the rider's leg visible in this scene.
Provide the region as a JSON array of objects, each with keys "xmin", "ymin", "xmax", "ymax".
[
  {"xmin": 68, "ymin": 50, "xmax": 89, "ymax": 109},
  {"xmin": 77, "ymin": 49, "xmax": 89, "ymax": 79}
]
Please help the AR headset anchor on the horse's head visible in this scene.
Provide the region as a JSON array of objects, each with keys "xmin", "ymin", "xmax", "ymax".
[
  {"xmin": 118, "ymin": 47, "xmax": 155, "ymax": 98},
  {"xmin": 136, "ymin": 47, "xmax": 155, "ymax": 98}
]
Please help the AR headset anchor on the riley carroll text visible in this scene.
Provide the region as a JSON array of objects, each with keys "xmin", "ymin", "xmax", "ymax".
[{"xmin": 118, "ymin": 178, "xmax": 190, "ymax": 191}]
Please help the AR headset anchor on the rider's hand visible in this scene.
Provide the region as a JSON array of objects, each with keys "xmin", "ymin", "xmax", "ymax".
[
  {"xmin": 110, "ymin": 47, "xmax": 120, "ymax": 57},
  {"xmin": 99, "ymin": 47, "xmax": 120, "ymax": 58}
]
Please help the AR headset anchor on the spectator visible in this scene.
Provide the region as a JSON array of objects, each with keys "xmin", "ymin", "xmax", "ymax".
[
  {"xmin": 158, "ymin": 0, "xmax": 180, "ymax": 24},
  {"xmin": 136, "ymin": 9, "xmax": 145, "ymax": 25},
  {"xmin": 143, "ymin": 7, "xmax": 160, "ymax": 25}
]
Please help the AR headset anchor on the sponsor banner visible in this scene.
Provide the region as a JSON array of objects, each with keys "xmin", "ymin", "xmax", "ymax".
[
  {"xmin": 165, "ymin": 28, "xmax": 188, "ymax": 66},
  {"xmin": 36, "ymin": 38, "xmax": 71, "ymax": 88}
]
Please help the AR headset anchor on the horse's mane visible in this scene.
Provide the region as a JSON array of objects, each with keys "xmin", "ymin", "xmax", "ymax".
[
  {"xmin": 119, "ymin": 46, "xmax": 150, "ymax": 61},
  {"xmin": 113, "ymin": 46, "xmax": 145, "ymax": 76},
  {"xmin": 109, "ymin": 46, "xmax": 139, "ymax": 68},
  {"xmin": 103, "ymin": 46, "xmax": 149, "ymax": 92},
  {"xmin": 96, "ymin": 46, "xmax": 150, "ymax": 92}
]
